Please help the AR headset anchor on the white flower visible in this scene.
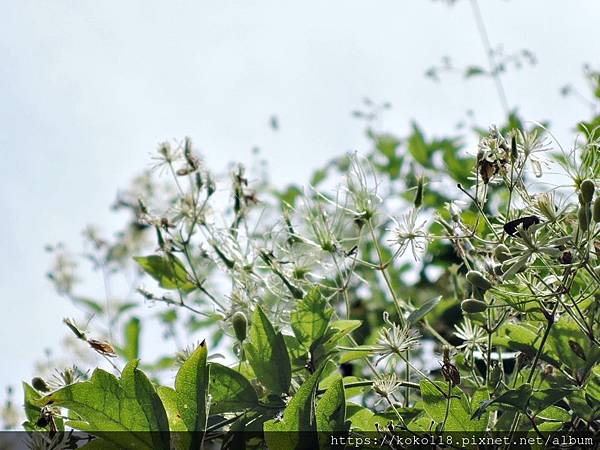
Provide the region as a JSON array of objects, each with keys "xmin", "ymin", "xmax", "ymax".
[
  {"xmin": 373, "ymin": 373, "xmax": 403, "ymax": 403},
  {"xmin": 374, "ymin": 312, "xmax": 421, "ymax": 365},
  {"xmin": 518, "ymin": 129, "xmax": 551, "ymax": 178},
  {"xmin": 387, "ymin": 208, "xmax": 430, "ymax": 260},
  {"xmin": 454, "ymin": 320, "xmax": 486, "ymax": 356}
]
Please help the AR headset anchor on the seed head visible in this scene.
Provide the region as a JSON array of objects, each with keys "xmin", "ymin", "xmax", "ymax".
[
  {"xmin": 231, "ymin": 311, "xmax": 248, "ymax": 342},
  {"xmin": 580, "ymin": 179, "xmax": 595, "ymax": 203}
]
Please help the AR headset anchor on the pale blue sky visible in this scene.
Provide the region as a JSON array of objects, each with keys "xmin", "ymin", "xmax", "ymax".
[{"xmin": 1, "ymin": 0, "xmax": 599, "ymax": 401}]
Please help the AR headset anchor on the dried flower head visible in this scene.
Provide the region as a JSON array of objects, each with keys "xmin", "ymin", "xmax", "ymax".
[{"xmin": 87, "ymin": 339, "xmax": 117, "ymax": 358}]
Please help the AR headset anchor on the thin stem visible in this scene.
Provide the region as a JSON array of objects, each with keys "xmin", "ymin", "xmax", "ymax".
[
  {"xmin": 440, "ymin": 382, "xmax": 453, "ymax": 432},
  {"xmin": 469, "ymin": 0, "xmax": 510, "ymax": 114},
  {"xmin": 367, "ymin": 220, "xmax": 404, "ymax": 318}
]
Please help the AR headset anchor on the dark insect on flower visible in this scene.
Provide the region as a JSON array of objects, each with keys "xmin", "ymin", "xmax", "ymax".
[
  {"xmin": 441, "ymin": 348, "xmax": 460, "ymax": 386},
  {"xmin": 559, "ymin": 250, "xmax": 573, "ymax": 265},
  {"xmin": 340, "ymin": 362, "xmax": 354, "ymax": 377},
  {"xmin": 568, "ymin": 340, "xmax": 586, "ymax": 361},
  {"xmin": 87, "ymin": 339, "xmax": 117, "ymax": 357},
  {"xmin": 36, "ymin": 406, "xmax": 57, "ymax": 433},
  {"xmin": 517, "ymin": 351, "xmax": 533, "ymax": 367},
  {"xmin": 503, "ymin": 215, "xmax": 541, "ymax": 236},
  {"xmin": 478, "ymin": 158, "xmax": 503, "ymax": 184}
]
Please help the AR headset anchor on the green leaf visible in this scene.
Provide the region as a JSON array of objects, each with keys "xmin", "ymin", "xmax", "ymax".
[
  {"xmin": 310, "ymin": 168, "xmax": 328, "ymax": 187},
  {"xmin": 22, "ymin": 382, "xmax": 62, "ymax": 431},
  {"xmin": 122, "ymin": 317, "xmax": 141, "ymax": 361},
  {"xmin": 23, "ymin": 382, "xmax": 41, "ymax": 426},
  {"xmin": 157, "ymin": 386, "xmax": 187, "ymax": 432},
  {"xmin": 133, "ymin": 254, "xmax": 195, "ymax": 293},
  {"xmin": 263, "ymin": 365, "xmax": 325, "ymax": 450},
  {"xmin": 338, "ymin": 349, "xmax": 371, "ymax": 364},
  {"xmin": 529, "ymin": 387, "xmax": 574, "ymax": 414},
  {"xmin": 585, "ymin": 365, "xmax": 600, "ymax": 403},
  {"xmin": 245, "ymin": 305, "xmax": 291, "ymax": 394},
  {"xmin": 443, "ymin": 147, "xmax": 474, "ymax": 185},
  {"xmin": 208, "ymin": 363, "xmax": 259, "ymax": 414},
  {"xmin": 407, "ymin": 123, "xmax": 432, "ymax": 168},
  {"xmin": 420, "ymin": 380, "xmax": 484, "ymax": 431},
  {"xmin": 316, "ymin": 378, "xmax": 349, "ymax": 449},
  {"xmin": 37, "ymin": 360, "xmax": 170, "ymax": 450},
  {"xmin": 316, "ymin": 377, "xmax": 347, "ymax": 432},
  {"xmin": 375, "ymin": 133, "xmax": 400, "ymax": 158},
  {"xmin": 471, "ymin": 384, "xmax": 533, "ymax": 420},
  {"xmin": 547, "ymin": 318, "xmax": 600, "ymax": 371},
  {"xmin": 464, "ymin": 66, "xmax": 485, "ymax": 78},
  {"xmin": 345, "ymin": 403, "xmax": 398, "ymax": 432},
  {"xmin": 291, "ymin": 287, "xmax": 333, "ymax": 348},
  {"xmin": 494, "ymin": 324, "xmax": 560, "ymax": 367},
  {"xmin": 407, "ymin": 296, "xmax": 441, "ymax": 324},
  {"xmin": 72, "ymin": 296, "xmax": 104, "ymax": 314},
  {"xmin": 175, "ymin": 341, "xmax": 210, "ymax": 449},
  {"xmin": 470, "ymin": 388, "xmax": 490, "ymax": 432},
  {"xmin": 536, "ymin": 405, "xmax": 570, "ymax": 422},
  {"xmin": 321, "ymin": 320, "xmax": 362, "ymax": 347}
]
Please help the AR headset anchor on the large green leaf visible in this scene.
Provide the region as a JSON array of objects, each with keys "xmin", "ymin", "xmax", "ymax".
[
  {"xmin": 37, "ymin": 360, "xmax": 170, "ymax": 450},
  {"xmin": 23, "ymin": 382, "xmax": 41, "ymax": 429},
  {"xmin": 22, "ymin": 382, "xmax": 64, "ymax": 431},
  {"xmin": 345, "ymin": 403, "xmax": 401, "ymax": 432},
  {"xmin": 133, "ymin": 254, "xmax": 195, "ymax": 293},
  {"xmin": 529, "ymin": 387, "xmax": 574, "ymax": 414},
  {"xmin": 208, "ymin": 363, "xmax": 259, "ymax": 414},
  {"xmin": 471, "ymin": 384, "xmax": 533, "ymax": 420},
  {"xmin": 494, "ymin": 323, "xmax": 560, "ymax": 367},
  {"xmin": 157, "ymin": 386, "xmax": 187, "ymax": 432},
  {"xmin": 315, "ymin": 378, "xmax": 349, "ymax": 449},
  {"xmin": 419, "ymin": 380, "xmax": 486, "ymax": 432},
  {"xmin": 585, "ymin": 365, "xmax": 600, "ymax": 403},
  {"xmin": 546, "ymin": 318, "xmax": 600, "ymax": 372},
  {"xmin": 244, "ymin": 305, "xmax": 291, "ymax": 394},
  {"xmin": 263, "ymin": 365, "xmax": 325, "ymax": 450},
  {"xmin": 175, "ymin": 341, "xmax": 210, "ymax": 449},
  {"xmin": 291, "ymin": 287, "xmax": 333, "ymax": 348},
  {"xmin": 316, "ymin": 377, "xmax": 346, "ymax": 431}
]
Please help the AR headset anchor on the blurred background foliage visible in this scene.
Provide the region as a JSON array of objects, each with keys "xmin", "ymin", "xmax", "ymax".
[{"xmin": 2, "ymin": 0, "xmax": 600, "ymax": 430}]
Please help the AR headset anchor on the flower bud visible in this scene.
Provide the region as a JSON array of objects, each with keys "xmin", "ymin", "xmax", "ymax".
[
  {"xmin": 231, "ymin": 311, "xmax": 248, "ymax": 342},
  {"xmin": 466, "ymin": 270, "xmax": 492, "ymax": 291},
  {"xmin": 461, "ymin": 299, "xmax": 488, "ymax": 314},
  {"xmin": 414, "ymin": 175, "xmax": 424, "ymax": 208},
  {"xmin": 580, "ymin": 179, "xmax": 595, "ymax": 203},
  {"xmin": 31, "ymin": 377, "xmax": 50, "ymax": 392},
  {"xmin": 578, "ymin": 206, "xmax": 590, "ymax": 232},
  {"xmin": 568, "ymin": 340, "xmax": 586, "ymax": 361},
  {"xmin": 493, "ymin": 244, "xmax": 511, "ymax": 263},
  {"xmin": 593, "ymin": 197, "xmax": 600, "ymax": 223}
]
